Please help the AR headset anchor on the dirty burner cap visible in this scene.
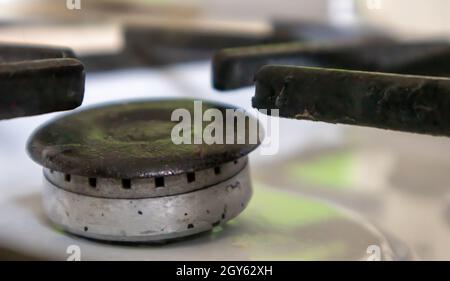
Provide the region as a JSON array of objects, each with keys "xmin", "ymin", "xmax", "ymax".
[{"xmin": 27, "ymin": 99, "xmax": 262, "ymax": 242}]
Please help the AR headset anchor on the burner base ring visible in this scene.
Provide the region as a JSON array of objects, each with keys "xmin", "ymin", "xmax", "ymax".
[{"xmin": 42, "ymin": 165, "xmax": 252, "ymax": 242}]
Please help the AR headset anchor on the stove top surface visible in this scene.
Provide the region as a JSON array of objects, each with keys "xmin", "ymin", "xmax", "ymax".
[{"xmin": 0, "ymin": 62, "xmax": 449, "ymax": 260}]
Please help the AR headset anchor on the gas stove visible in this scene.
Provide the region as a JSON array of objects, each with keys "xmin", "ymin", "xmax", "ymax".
[{"xmin": 1, "ymin": 1, "xmax": 450, "ymax": 261}]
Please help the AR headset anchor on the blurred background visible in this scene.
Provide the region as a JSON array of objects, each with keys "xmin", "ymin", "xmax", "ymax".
[{"xmin": 0, "ymin": 0, "xmax": 449, "ymax": 260}]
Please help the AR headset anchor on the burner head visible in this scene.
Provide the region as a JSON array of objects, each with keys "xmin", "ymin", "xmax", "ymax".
[
  {"xmin": 28, "ymin": 99, "xmax": 260, "ymax": 179},
  {"xmin": 27, "ymin": 99, "xmax": 262, "ymax": 242}
]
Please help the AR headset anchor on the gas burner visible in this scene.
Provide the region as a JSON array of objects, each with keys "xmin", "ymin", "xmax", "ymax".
[
  {"xmin": 27, "ymin": 99, "xmax": 261, "ymax": 242},
  {"xmin": 0, "ymin": 44, "xmax": 85, "ymax": 120}
]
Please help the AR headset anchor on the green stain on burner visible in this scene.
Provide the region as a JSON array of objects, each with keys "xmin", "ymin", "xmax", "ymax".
[
  {"xmin": 287, "ymin": 151, "xmax": 356, "ymax": 189},
  {"xmin": 79, "ymin": 119, "xmax": 197, "ymax": 159},
  {"xmin": 28, "ymin": 98, "xmax": 261, "ymax": 178},
  {"xmin": 210, "ymin": 226, "xmax": 224, "ymax": 239},
  {"xmin": 51, "ymin": 224, "xmax": 65, "ymax": 234},
  {"xmin": 212, "ymin": 226, "xmax": 223, "ymax": 233}
]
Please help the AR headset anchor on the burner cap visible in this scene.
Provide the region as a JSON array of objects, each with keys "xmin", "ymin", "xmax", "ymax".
[
  {"xmin": 27, "ymin": 99, "xmax": 262, "ymax": 242},
  {"xmin": 28, "ymin": 99, "xmax": 260, "ymax": 179}
]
